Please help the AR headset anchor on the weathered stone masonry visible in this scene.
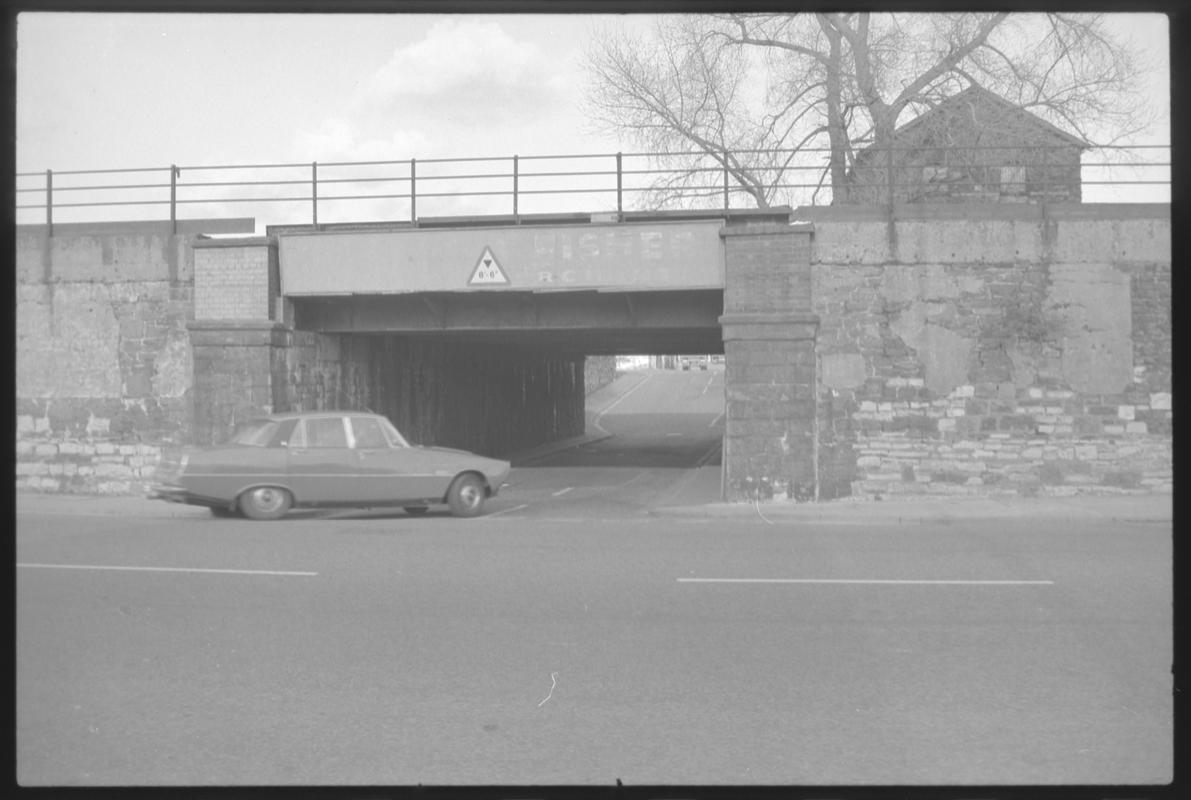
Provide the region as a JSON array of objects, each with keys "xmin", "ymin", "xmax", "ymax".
[
  {"xmin": 804, "ymin": 203, "xmax": 1171, "ymax": 499},
  {"xmin": 16, "ymin": 224, "xmax": 202, "ymax": 494},
  {"xmin": 15, "ymin": 205, "xmax": 1170, "ymax": 501}
]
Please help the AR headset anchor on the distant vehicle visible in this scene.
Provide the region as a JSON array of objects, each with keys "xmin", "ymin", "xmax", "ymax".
[
  {"xmin": 148, "ymin": 411, "xmax": 511, "ymax": 520},
  {"xmin": 681, "ymin": 356, "xmax": 709, "ymax": 371}
]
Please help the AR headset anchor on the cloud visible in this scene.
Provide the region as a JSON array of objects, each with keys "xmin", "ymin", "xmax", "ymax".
[
  {"xmin": 348, "ymin": 17, "xmax": 573, "ymax": 137},
  {"xmin": 356, "ymin": 18, "xmax": 543, "ymax": 103},
  {"xmin": 287, "ymin": 16, "xmax": 619, "ymax": 175},
  {"xmin": 289, "ymin": 116, "xmax": 429, "ymax": 163}
]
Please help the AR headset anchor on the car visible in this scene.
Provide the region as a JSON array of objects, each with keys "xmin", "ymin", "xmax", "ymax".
[{"xmin": 148, "ymin": 411, "xmax": 511, "ymax": 520}]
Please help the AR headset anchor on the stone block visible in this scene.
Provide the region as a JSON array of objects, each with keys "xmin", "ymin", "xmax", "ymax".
[
  {"xmin": 1126, "ymin": 421, "xmax": 1148, "ymax": 434},
  {"xmin": 1150, "ymin": 392, "xmax": 1171, "ymax": 411},
  {"xmin": 1117, "ymin": 405, "xmax": 1135, "ymax": 420},
  {"xmin": 95, "ymin": 462, "xmax": 133, "ymax": 478}
]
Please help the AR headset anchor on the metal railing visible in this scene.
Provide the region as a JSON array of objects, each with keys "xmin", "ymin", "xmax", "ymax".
[{"xmin": 15, "ymin": 144, "xmax": 1170, "ymax": 232}]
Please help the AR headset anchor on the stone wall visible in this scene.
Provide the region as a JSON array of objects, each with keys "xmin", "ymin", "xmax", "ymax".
[
  {"xmin": 16, "ymin": 226, "xmax": 198, "ymax": 494},
  {"xmin": 804, "ymin": 203, "xmax": 1171, "ymax": 499},
  {"xmin": 584, "ymin": 354, "xmax": 617, "ymax": 394}
]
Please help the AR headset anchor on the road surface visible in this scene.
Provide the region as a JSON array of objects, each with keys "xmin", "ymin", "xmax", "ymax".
[{"xmin": 16, "ymin": 368, "xmax": 1172, "ymax": 786}]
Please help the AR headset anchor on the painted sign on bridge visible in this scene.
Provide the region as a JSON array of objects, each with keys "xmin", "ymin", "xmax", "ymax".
[{"xmin": 277, "ymin": 220, "xmax": 725, "ymax": 296}]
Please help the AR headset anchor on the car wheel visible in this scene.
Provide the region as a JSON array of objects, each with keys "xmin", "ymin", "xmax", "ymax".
[
  {"xmin": 238, "ymin": 486, "xmax": 292, "ymax": 521},
  {"xmin": 404, "ymin": 506, "xmax": 429, "ymax": 516},
  {"xmin": 209, "ymin": 505, "xmax": 239, "ymax": 518},
  {"xmin": 446, "ymin": 473, "xmax": 486, "ymax": 517}
]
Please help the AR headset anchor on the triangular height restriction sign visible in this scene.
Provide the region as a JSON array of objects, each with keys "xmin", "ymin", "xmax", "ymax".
[{"xmin": 468, "ymin": 246, "xmax": 510, "ymax": 286}]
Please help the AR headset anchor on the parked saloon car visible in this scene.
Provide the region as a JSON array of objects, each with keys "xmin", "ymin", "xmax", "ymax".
[{"xmin": 149, "ymin": 412, "xmax": 511, "ymax": 520}]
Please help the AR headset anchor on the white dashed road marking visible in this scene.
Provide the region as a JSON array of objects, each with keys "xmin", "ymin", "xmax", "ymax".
[
  {"xmin": 552, "ymin": 487, "xmax": 574, "ymax": 497},
  {"xmin": 18, "ymin": 563, "xmax": 318, "ymax": 577},
  {"xmin": 677, "ymin": 578, "xmax": 1054, "ymax": 585},
  {"xmin": 484, "ymin": 504, "xmax": 530, "ymax": 518}
]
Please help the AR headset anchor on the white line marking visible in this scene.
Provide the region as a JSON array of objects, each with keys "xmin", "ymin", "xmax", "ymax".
[
  {"xmin": 484, "ymin": 503, "xmax": 529, "ymax": 518},
  {"xmin": 551, "ymin": 487, "xmax": 574, "ymax": 497},
  {"xmin": 694, "ymin": 441, "xmax": 721, "ymax": 468},
  {"xmin": 665, "ymin": 432, "xmax": 684, "ymax": 437},
  {"xmin": 677, "ymin": 578, "xmax": 1054, "ymax": 585},
  {"xmin": 592, "ymin": 373, "xmax": 652, "ymax": 434},
  {"xmin": 707, "ymin": 411, "xmax": 725, "ymax": 428},
  {"xmin": 17, "ymin": 563, "xmax": 318, "ymax": 577},
  {"xmin": 701, "ymin": 376, "xmax": 715, "ymax": 396}
]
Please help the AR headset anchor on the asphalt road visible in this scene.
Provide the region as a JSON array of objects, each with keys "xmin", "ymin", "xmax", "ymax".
[{"xmin": 15, "ymin": 369, "xmax": 1173, "ymax": 787}]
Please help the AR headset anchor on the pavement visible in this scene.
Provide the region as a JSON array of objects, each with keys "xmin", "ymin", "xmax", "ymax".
[{"xmin": 16, "ymin": 442, "xmax": 1172, "ymax": 528}]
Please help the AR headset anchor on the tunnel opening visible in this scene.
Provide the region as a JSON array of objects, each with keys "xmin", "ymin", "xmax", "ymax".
[{"xmin": 287, "ymin": 289, "xmax": 726, "ymax": 467}]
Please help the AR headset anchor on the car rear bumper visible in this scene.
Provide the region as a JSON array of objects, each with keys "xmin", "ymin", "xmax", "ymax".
[{"xmin": 147, "ymin": 484, "xmax": 226, "ymax": 508}]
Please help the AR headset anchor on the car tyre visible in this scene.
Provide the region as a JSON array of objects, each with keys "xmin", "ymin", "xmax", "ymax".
[
  {"xmin": 404, "ymin": 505, "xmax": 429, "ymax": 516},
  {"xmin": 238, "ymin": 486, "xmax": 293, "ymax": 521},
  {"xmin": 209, "ymin": 505, "xmax": 239, "ymax": 518},
  {"xmin": 446, "ymin": 473, "xmax": 486, "ymax": 517}
]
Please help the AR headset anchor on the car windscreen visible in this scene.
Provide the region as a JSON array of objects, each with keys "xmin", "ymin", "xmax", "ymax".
[
  {"xmin": 227, "ymin": 420, "xmax": 280, "ymax": 447},
  {"xmin": 380, "ymin": 417, "xmax": 411, "ymax": 448}
]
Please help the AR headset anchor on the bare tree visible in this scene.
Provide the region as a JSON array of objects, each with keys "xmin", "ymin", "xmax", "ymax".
[{"xmin": 584, "ymin": 12, "xmax": 1155, "ymax": 206}]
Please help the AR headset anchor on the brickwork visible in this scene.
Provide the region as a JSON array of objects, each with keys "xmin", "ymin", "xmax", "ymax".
[
  {"xmin": 720, "ymin": 222, "xmax": 819, "ymax": 502},
  {"xmin": 188, "ymin": 322, "xmax": 288, "ymax": 446},
  {"xmin": 193, "ymin": 240, "xmax": 274, "ymax": 320},
  {"xmin": 807, "ymin": 204, "xmax": 1171, "ymax": 499}
]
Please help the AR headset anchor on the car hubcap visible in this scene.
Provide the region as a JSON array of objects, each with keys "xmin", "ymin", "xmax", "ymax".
[
  {"xmin": 460, "ymin": 483, "xmax": 481, "ymax": 509},
  {"xmin": 251, "ymin": 488, "xmax": 284, "ymax": 512}
]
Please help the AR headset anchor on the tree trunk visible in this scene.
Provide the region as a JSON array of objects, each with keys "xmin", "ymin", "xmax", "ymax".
[{"xmin": 820, "ymin": 19, "xmax": 850, "ymax": 203}]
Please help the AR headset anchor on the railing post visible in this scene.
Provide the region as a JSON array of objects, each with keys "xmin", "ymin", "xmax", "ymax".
[
  {"xmin": 512, "ymin": 154, "xmax": 519, "ymax": 222},
  {"xmin": 616, "ymin": 152, "xmax": 623, "ymax": 217},
  {"xmin": 312, "ymin": 161, "xmax": 319, "ymax": 227},
  {"xmin": 45, "ymin": 169, "xmax": 53, "ymax": 237},
  {"xmin": 170, "ymin": 164, "xmax": 178, "ymax": 234},
  {"xmin": 723, "ymin": 151, "xmax": 730, "ymax": 210},
  {"xmin": 410, "ymin": 158, "xmax": 417, "ymax": 224}
]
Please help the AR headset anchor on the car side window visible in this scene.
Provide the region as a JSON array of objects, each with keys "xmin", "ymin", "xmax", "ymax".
[
  {"xmin": 349, "ymin": 417, "xmax": 390, "ymax": 449},
  {"xmin": 305, "ymin": 417, "xmax": 349, "ymax": 448},
  {"xmin": 288, "ymin": 421, "xmax": 307, "ymax": 449}
]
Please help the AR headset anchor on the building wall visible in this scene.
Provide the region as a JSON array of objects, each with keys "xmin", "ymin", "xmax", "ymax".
[
  {"xmin": 804, "ymin": 204, "xmax": 1171, "ymax": 499},
  {"xmin": 16, "ymin": 228, "xmax": 196, "ymax": 494}
]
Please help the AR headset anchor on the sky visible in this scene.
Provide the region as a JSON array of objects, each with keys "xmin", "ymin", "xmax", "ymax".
[{"xmin": 14, "ymin": 11, "xmax": 1171, "ymax": 227}]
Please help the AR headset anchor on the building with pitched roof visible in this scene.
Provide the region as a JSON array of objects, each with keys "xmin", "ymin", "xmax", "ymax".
[{"xmin": 843, "ymin": 85, "xmax": 1089, "ymax": 204}]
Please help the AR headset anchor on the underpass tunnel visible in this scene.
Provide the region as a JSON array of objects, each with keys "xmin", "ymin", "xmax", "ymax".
[{"xmin": 285, "ymin": 289, "xmax": 725, "ymax": 460}]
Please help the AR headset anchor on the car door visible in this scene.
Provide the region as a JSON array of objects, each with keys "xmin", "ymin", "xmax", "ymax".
[
  {"xmin": 347, "ymin": 415, "xmax": 452, "ymax": 504},
  {"xmin": 286, "ymin": 415, "xmax": 359, "ymax": 504}
]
